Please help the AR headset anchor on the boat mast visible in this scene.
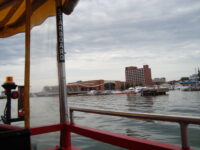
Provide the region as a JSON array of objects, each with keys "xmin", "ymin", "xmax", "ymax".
[
  {"xmin": 24, "ymin": 0, "xmax": 31, "ymax": 128},
  {"xmin": 55, "ymin": 0, "xmax": 69, "ymax": 123}
]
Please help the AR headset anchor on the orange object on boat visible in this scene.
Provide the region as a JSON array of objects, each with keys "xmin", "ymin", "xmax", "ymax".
[{"xmin": 5, "ymin": 76, "xmax": 14, "ymax": 83}]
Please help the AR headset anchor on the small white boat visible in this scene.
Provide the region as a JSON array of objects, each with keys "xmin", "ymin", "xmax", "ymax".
[
  {"xmin": 134, "ymin": 86, "xmax": 147, "ymax": 93},
  {"xmin": 87, "ymin": 90, "xmax": 98, "ymax": 95},
  {"xmin": 180, "ymin": 86, "xmax": 190, "ymax": 91}
]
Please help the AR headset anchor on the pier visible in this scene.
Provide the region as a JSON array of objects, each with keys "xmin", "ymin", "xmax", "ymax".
[{"xmin": 141, "ymin": 88, "xmax": 169, "ymax": 96}]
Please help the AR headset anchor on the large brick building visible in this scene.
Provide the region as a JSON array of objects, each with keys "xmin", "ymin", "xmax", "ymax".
[
  {"xmin": 67, "ymin": 80, "xmax": 125, "ymax": 92},
  {"xmin": 125, "ymin": 65, "xmax": 153, "ymax": 86}
]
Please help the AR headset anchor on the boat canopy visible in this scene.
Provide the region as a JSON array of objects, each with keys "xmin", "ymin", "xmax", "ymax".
[
  {"xmin": 0, "ymin": 0, "xmax": 78, "ymax": 38},
  {"xmin": 179, "ymin": 80, "xmax": 199, "ymax": 84},
  {"xmin": 0, "ymin": 0, "xmax": 78, "ymax": 128}
]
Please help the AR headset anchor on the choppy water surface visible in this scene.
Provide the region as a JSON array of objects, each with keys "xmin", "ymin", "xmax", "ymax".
[{"xmin": 0, "ymin": 90, "xmax": 200, "ymax": 150}]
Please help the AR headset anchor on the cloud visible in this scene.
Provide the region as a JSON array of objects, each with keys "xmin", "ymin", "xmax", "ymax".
[
  {"xmin": 0, "ymin": 0, "xmax": 200, "ymax": 91},
  {"xmin": 64, "ymin": 0, "xmax": 200, "ymax": 79},
  {"xmin": 0, "ymin": 34, "xmax": 24, "ymax": 65}
]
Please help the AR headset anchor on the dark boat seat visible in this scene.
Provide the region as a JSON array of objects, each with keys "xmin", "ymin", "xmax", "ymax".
[{"xmin": 0, "ymin": 127, "xmax": 31, "ymax": 150}]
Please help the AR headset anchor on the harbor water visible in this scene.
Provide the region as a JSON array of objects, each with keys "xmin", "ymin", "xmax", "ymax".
[{"xmin": 0, "ymin": 90, "xmax": 200, "ymax": 150}]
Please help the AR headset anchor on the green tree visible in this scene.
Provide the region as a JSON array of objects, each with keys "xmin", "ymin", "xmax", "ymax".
[
  {"xmin": 167, "ymin": 80, "xmax": 176, "ymax": 85},
  {"xmin": 180, "ymin": 77, "xmax": 189, "ymax": 81},
  {"xmin": 198, "ymin": 69, "xmax": 200, "ymax": 81}
]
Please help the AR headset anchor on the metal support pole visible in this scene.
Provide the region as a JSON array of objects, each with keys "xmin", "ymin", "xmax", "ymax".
[
  {"xmin": 55, "ymin": 0, "xmax": 70, "ymax": 148},
  {"xmin": 180, "ymin": 123, "xmax": 189, "ymax": 150},
  {"xmin": 55, "ymin": 0, "xmax": 69, "ymax": 124},
  {"xmin": 5, "ymin": 89, "xmax": 11, "ymax": 124}
]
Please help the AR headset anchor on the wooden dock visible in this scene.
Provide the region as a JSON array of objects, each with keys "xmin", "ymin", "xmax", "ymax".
[{"xmin": 141, "ymin": 88, "xmax": 169, "ymax": 96}]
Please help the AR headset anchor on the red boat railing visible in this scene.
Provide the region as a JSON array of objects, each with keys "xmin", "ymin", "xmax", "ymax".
[
  {"xmin": 30, "ymin": 123, "xmax": 184, "ymax": 150},
  {"xmin": 1, "ymin": 107, "xmax": 199, "ymax": 150},
  {"xmin": 69, "ymin": 107, "xmax": 200, "ymax": 150}
]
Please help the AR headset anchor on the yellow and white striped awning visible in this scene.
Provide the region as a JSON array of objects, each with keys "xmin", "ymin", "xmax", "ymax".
[{"xmin": 0, "ymin": 0, "xmax": 77, "ymax": 38}]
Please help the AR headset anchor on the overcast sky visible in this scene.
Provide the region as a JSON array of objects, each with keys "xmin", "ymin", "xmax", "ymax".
[{"xmin": 0, "ymin": 0, "xmax": 200, "ymax": 91}]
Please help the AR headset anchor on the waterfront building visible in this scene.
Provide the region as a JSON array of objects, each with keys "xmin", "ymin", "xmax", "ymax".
[
  {"xmin": 43, "ymin": 86, "xmax": 59, "ymax": 93},
  {"xmin": 189, "ymin": 74, "xmax": 199, "ymax": 80},
  {"xmin": 40, "ymin": 80, "xmax": 125, "ymax": 95},
  {"xmin": 125, "ymin": 65, "xmax": 153, "ymax": 86},
  {"xmin": 153, "ymin": 77, "xmax": 166, "ymax": 84},
  {"xmin": 67, "ymin": 80, "xmax": 125, "ymax": 93}
]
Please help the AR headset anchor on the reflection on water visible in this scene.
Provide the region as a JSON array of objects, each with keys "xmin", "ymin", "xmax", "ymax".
[
  {"xmin": 0, "ymin": 91, "xmax": 200, "ymax": 150},
  {"xmin": 126, "ymin": 94, "xmax": 154, "ymax": 112}
]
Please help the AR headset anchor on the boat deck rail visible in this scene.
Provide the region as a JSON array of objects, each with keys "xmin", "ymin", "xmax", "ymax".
[
  {"xmin": 70, "ymin": 107, "xmax": 200, "ymax": 150},
  {"xmin": 1, "ymin": 107, "xmax": 199, "ymax": 150},
  {"xmin": 0, "ymin": 122, "xmax": 184, "ymax": 150}
]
